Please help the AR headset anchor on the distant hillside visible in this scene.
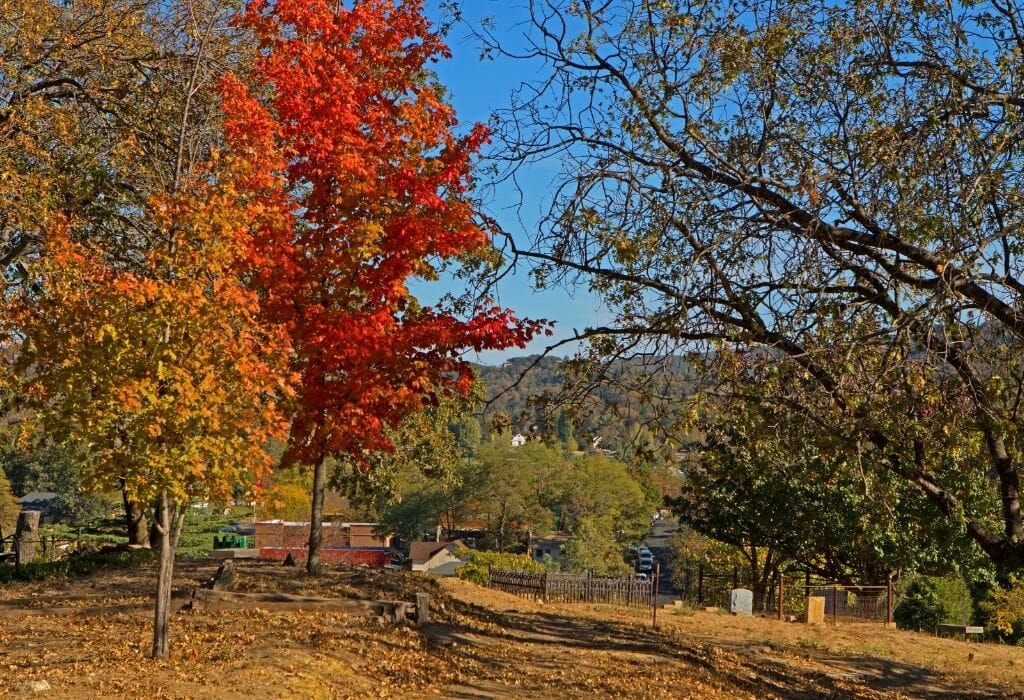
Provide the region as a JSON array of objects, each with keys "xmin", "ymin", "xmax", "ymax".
[{"xmin": 473, "ymin": 355, "xmax": 701, "ymax": 453}]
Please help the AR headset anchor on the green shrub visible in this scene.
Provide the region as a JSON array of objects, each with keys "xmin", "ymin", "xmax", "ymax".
[
  {"xmin": 981, "ymin": 576, "xmax": 1024, "ymax": 644},
  {"xmin": 177, "ymin": 507, "xmax": 239, "ymax": 557},
  {"xmin": 454, "ymin": 548, "xmax": 545, "ymax": 586},
  {"xmin": 894, "ymin": 575, "xmax": 971, "ymax": 631}
]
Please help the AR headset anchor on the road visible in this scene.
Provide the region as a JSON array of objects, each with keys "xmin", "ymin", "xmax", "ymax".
[{"xmin": 643, "ymin": 516, "xmax": 679, "ymax": 606}]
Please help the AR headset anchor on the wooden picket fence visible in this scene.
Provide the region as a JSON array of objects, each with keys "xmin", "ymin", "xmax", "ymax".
[{"xmin": 488, "ymin": 568, "xmax": 655, "ymax": 609}]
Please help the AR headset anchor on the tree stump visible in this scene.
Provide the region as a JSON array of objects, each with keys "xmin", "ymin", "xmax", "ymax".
[
  {"xmin": 15, "ymin": 511, "xmax": 41, "ymax": 565},
  {"xmin": 415, "ymin": 592, "xmax": 430, "ymax": 626}
]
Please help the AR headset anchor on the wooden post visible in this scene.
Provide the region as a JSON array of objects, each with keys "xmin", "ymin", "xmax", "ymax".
[
  {"xmin": 652, "ymin": 563, "xmax": 660, "ymax": 628},
  {"xmin": 587, "ymin": 569, "xmax": 593, "ymax": 603},
  {"xmin": 733, "ymin": 565, "xmax": 739, "ymax": 589},
  {"xmin": 543, "ymin": 571, "xmax": 549, "ymax": 603},
  {"xmin": 697, "ymin": 564, "xmax": 704, "ymax": 606},
  {"xmin": 886, "ymin": 574, "xmax": 894, "ymax": 628},
  {"xmin": 415, "ymin": 592, "xmax": 429, "ymax": 626},
  {"xmin": 832, "ymin": 585, "xmax": 839, "ymax": 622},
  {"xmin": 778, "ymin": 572, "xmax": 784, "ymax": 621}
]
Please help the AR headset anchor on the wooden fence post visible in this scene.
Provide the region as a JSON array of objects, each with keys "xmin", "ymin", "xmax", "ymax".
[
  {"xmin": 652, "ymin": 563, "xmax": 660, "ymax": 628},
  {"xmin": 543, "ymin": 571, "xmax": 549, "ymax": 603},
  {"xmin": 886, "ymin": 574, "xmax": 894, "ymax": 628},
  {"xmin": 697, "ymin": 564, "xmax": 704, "ymax": 606},
  {"xmin": 832, "ymin": 585, "xmax": 840, "ymax": 622}
]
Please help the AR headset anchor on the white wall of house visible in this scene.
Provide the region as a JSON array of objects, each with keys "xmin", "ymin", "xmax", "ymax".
[{"xmin": 412, "ymin": 545, "xmax": 462, "ymax": 573}]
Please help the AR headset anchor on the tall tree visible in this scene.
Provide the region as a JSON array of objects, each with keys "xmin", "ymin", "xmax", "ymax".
[
  {"xmin": 221, "ymin": 0, "xmax": 543, "ymax": 574},
  {"xmin": 4, "ymin": 146, "xmax": 292, "ymax": 660},
  {"xmin": 1, "ymin": 0, "xmax": 251, "ymax": 543},
  {"xmin": 477, "ymin": 0, "xmax": 1024, "ymax": 572}
]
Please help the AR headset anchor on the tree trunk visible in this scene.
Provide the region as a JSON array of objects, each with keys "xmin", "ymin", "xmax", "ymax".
[
  {"xmin": 121, "ymin": 485, "xmax": 149, "ymax": 547},
  {"xmin": 306, "ymin": 453, "xmax": 328, "ymax": 575},
  {"xmin": 748, "ymin": 547, "xmax": 765, "ymax": 612},
  {"xmin": 14, "ymin": 510, "xmax": 40, "ymax": 563},
  {"xmin": 151, "ymin": 490, "xmax": 177, "ymax": 659}
]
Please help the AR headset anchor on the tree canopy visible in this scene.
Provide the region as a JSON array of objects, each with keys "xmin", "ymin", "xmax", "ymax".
[
  {"xmin": 478, "ymin": 0, "xmax": 1024, "ymax": 572},
  {"xmin": 221, "ymin": 0, "xmax": 545, "ymax": 572}
]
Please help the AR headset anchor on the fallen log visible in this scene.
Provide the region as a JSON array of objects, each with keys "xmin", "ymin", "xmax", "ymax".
[{"xmin": 188, "ymin": 588, "xmax": 414, "ymax": 623}]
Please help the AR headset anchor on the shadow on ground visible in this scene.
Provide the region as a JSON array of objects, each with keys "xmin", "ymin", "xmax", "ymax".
[{"xmin": 429, "ymin": 598, "xmax": 1017, "ymax": 699}]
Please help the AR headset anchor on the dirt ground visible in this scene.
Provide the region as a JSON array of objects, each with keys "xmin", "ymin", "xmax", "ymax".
[{"xmin": 0, "ymin": 558, "xmax": 1022, "ymax": 699}]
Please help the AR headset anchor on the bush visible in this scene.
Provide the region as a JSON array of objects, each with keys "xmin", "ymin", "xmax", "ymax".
[
  {"xmin": 894, "ymin": 575, "xmax": 971, "ymax": 631},
  {"xmin": 453, "ymin": 548, "xmax": 545, "ymax": 586},
  {"xmin": 981, "ymin": 576, "xmax": 1024, "ymax": 644}
]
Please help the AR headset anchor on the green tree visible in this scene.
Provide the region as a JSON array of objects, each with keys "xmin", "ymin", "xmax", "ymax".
[
  {"xmin": 555, "ymin": 409, "xmax": 577, "ymax": 452},
  {"xmin": 472, "ymin": 439, "xmax": 565, "ymax": 550},
  {"xmin": 0, "ymin": 440, "xmax": 109, "ymax": 523},
  {"xmin": 677, "ymin": 357, "xmax": 983, "ymax": 596},
  {"xmin": 561, "ymin": 513, "xmax": 633, "ymax": 576},
  {"xmin": 478, "ymin": 0, "xmax": 1024, "ymax": 572},
  {"xmin": 450, "ymin": 415, "xmax": 482, "ymax": 458}
]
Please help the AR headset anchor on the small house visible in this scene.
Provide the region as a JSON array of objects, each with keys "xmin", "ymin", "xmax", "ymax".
[
  {"xmin": 510, "ymin": 433, "xmax": 527, "ymax": 447},
  {"xmin": 409, "ymin": 539, "xmax": 466, "ymax": 576}
]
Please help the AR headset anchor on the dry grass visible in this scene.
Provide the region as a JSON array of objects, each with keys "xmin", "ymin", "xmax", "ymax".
[{"xmin": 0, "ymin": 559, "xmax": 1021, "ymax": 698}]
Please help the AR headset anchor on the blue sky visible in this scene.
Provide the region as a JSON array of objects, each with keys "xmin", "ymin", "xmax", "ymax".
[{"xmin": 413, "ymin": 1, "xmax": 608, "ymax": 364}]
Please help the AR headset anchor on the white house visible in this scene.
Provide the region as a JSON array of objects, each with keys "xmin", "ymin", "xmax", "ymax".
[{"xmin": 510, "ymin": 433, "xmax": 527, "ymax": 448}]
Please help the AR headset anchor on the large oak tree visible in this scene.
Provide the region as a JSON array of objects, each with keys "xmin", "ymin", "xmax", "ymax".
[{"xmin": 477, "ymin": 0, "xmax": 1024, "ymax": 572}]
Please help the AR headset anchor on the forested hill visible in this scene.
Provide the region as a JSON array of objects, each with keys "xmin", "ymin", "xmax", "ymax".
[{"xmin": 473, "ymin": 355, "xmax": 701, "ymax": 451}]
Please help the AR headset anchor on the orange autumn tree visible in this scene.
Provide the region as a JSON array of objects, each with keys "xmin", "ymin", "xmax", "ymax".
[
  {"xmin": 222, "ymin": 0, "xmax": 545, "ymax": 573},
  {"xmin": 6, "ymin": 169, "xmax": 292, "ymax": 658}
]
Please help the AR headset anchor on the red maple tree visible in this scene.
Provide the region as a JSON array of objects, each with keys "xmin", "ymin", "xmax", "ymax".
[{"xmin": 221, "ymin": 0, "xmax": 545, "ymax": 570}]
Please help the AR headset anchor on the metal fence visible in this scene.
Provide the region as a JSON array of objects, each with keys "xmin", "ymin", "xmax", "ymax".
[
  {"xmin": 488, "ymin": 568, "xmax": 656, "ymax": 609},
  {"xmin": 782, "ymin": 583, "xmax": 892, "ymax": 622},
  {"xmin": 676, "ymin": 565, "xmax": 897, "ymax": 625}
]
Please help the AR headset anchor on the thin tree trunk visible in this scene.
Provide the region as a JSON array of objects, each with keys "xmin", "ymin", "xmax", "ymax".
[
  {"xmin": 151, "ymin": 490, "xmax": 176, "ymax": 659},
  {"xmin": 306, "ymin": 453, "xmax": 328, "ymax": 575}
]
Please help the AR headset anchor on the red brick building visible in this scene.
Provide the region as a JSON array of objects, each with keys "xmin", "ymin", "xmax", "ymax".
[{"xmin": 255, "ymin": 520, "xmax": 393, "ymax": 566}]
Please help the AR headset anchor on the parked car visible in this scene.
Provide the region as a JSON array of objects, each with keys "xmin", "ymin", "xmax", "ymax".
[
  {"xmin": 637, "ymin": 552, "xmax": 654, "ymax": 572},
  {"xmin": 633, "ymin": 572, "xmax": 648, "ymax": 582}
]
